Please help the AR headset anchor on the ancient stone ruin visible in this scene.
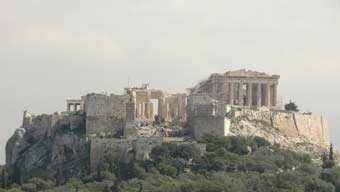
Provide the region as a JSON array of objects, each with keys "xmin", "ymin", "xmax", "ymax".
[
  {"xmin": 189, "ymin": 69, "xmax": 279, "ymax": 107},
  {"xmin": 7, "ymin": 69, "xmax": 330, "ymax": 175}
]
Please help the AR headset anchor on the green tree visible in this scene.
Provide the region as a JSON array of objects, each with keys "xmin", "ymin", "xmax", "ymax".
[
  {"xmin": 323, "ymin": 152, "xmax": 329, "ymax": 164},
  {"xmin": 285, "ymin": 101, "xmax": 299, "ymax": 112},
  {"xmin": 320, "ymin": 167, "xmax": 340, "ymax": 192},
  {"xmin": 67, "ymin": 178, "xmax": 82, "ymax": 192},
  {"xmin": 323, "ymin": 144, "xmax": 336, "ymax": 169},
  {"xmin": 330, "ymin": 144, "xmax": 335, "ymax": 161},
  {"xmin": 305, "ymin": 178, "xmax": 335, "ymax": 192},
  {"xmin": 157, "ymin": 163, "xmax": 177, "ymax": 178},
  {"xmin": 21, "ymin": 178, "xmax": 54, "ymax": 192},
  {"xmin": 176, "ymin": 144, "xmax": 201, "ymax": 161}
]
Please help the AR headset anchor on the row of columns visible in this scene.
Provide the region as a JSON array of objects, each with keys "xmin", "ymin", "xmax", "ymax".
[{"xmin": 228, "ymin": 82, "xmax": 277, "ymax": 107}]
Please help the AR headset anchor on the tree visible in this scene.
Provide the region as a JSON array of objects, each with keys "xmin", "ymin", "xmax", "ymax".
[
  {"xmin": 22, "ymin": 178, "xmax": 54, "ymax": 192},
  {"xmin": 322, "ymin": 152, "xmax": 330, "ymax": 169},
  {"xmin": 329, "ymin": 144, "xmax": 334, "ymax": 161},
  {"xmin": 67, "ymin": 178, "xmax": 82, "ymax": 192},
  {"xmin": 322, "ymin": 152, "xmax": 328, "ymax": 164},
  {"xmin": 285, "ymin": 101, "xmax": 299, "ymax": 112},
  {"xmin": 323, "ymin": 144, "xmax": 336, "ymax": 169},
  {"xmin": 157, "ymin": 163, "xmax": 177, "ymax": 178}
]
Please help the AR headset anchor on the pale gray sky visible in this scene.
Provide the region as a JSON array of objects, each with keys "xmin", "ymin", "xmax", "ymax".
[{"xmin": 1, "ymin": 0, "xmax": 339, "ymax": 164}]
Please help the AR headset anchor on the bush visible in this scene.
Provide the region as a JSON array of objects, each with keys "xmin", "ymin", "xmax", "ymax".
[
  {"xmin": 157, "ymin": 163, "xmax": 177, "ymax": 178},
  {"xmin": 24, "ymin": 178, "xmax": 54, "ymax": 191},
  {"xmin": 285, "ymin": 101, "xmax": 299, "ymax": 112}
]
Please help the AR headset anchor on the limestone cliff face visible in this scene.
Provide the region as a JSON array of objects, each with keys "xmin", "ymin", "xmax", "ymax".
[
  {"xmin": 5, "ymin": 112, "xmax": 89, "ymax": 184},
  {"xmin": 231, "ymin": 108, "xmax": 330, "ymax": 146},
  {"xmin": 228, "ymin": 115, "xmax": 338, "ymax": 163}
]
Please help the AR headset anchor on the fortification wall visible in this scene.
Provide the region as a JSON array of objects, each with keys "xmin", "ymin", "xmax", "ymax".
[
  {"xmin": 90, "ymin": 138, "xmax": 134, "ymax": 170},
  {"xmin": 135, "ymin": 137, "xmax": 163, "ymax": 161},
  {"xmin": 192, "ymin": 116, "xmax": 230, "ymax": 139},
  {"xmin": 272, "ymin": 112, "xmax": 298, "ymax": 136},
  {"xmin": 232, "ymin": 108, "xmax": 329, "ymax": 145},
  {"xmin": 85, "ymin": 94, "xmax": 130, "ymax": 135},
  {"xmin": 22, "ymin": 111, "xmax": 34, "ymax": 128},
  {"xmin": 90, "ymin": 137, "xmax": 164, "ymax": 169},
  {"xmin": 294, "ymin": 114, "xmax": 329, "ymax": 145}
]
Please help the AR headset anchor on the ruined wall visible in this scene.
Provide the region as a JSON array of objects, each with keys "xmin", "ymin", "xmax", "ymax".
[
  {"xmin": 294, "ymin": 114, "xmax": 329, "ymax": 145},
  {"xmin": 22, "ymin": 111, "xmax": 34, "ymax": 128},
  {"xmin": 90, "ymin": 138, "xmax": 134, "ymax": 170},
  {"xmin": 164, "ymin": 94, "xmax": 187, "ymax": 122},
  {"xmin": 135, "ymin": 137, "xmax": 163, "ymax": 161},
  {"xmin": 17, "ymin": 111, "xmax": 85, "ymax": 143},
  {"xmin": 85, "ymin": 94, "xmax": 130, "ymax": 135},
  {"xmin": 188, "ymin": 94, "xmax": 229, "ymax": 139},
  {"xmin": 90, "ymin": 137, "xmax": 164, "ymax": 169},
  {"xmin": 232, "ymin": 108, "xmax": 330, "ymax": 145},
  {"xmin": 192, "ymin": 116, "xmax": 230, "ymax": 139},
  {"xmin": 134, "ymin": 91, "xmax": 153, "ymax": 119},
  {"xmin": 187, "ymin": 94, "xmax": 219, "ymax": 127},
  {"xmin": 272, "ymin": 112, "xmax": 298, "ymax": 137},
  {"xmin": 90, "ymin": 136, "xmax": 208, "ymax": 170}
]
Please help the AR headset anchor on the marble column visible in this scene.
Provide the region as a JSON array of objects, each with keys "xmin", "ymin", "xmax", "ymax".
[
  {"xmin": 265, "ymin": 84, "xmax": 271, "ymax": 107},
  {"xmin": 247, "ymin": 83, "xmax": 253, "ymax": 106},
  {"xmin": 257, "ymin": 84, "xmax": 262, "ymax": 107},
  {"xmin": 238, "ymin": 82, "xmax": 244, "ymax": 105},
  {"xmin": 141, "ymin": 102, "xmax": 145, "ymax": 119},
  {"xmin": 272, "ymin": 84, "xmax": 277, "ymax": 107},
  {"xmin": 229, "ymin": 82, "xmax": 234, "ymax": 105}
]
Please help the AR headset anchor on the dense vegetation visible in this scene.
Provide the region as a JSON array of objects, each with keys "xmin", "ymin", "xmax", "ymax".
[{"xmin": 1, "ymin": 134, "xmax": 339, "ymax": 192}]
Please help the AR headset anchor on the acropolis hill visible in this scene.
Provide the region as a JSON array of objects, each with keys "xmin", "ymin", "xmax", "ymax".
[{"xmin": 5, "ymin": 69, "xmax": 332, "ymax": 183}]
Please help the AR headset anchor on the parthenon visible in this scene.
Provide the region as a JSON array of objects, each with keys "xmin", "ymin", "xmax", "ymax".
[{"xmin": 190, "ymin": 69, "xmax": 280, "ymax": 107}]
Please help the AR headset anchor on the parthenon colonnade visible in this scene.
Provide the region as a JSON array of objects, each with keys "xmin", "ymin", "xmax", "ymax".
[
  {"xmin": 222, "ymin": 70, "xmax": 279, "ymax": 107},
  {"xmin": 190, "ymin": 69, "xmax": 280, "ymax": 108},
  {"xmin": 226, "ymin": 81, "xmax": 278, "ymax": 107}
]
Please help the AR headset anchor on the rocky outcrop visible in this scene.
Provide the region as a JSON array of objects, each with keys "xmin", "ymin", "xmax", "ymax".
[
  {"xmin": 229, "ymin": 116, "xmax": 339, "ymax": 164},
  {"xmin": 5, "ymin": 112, "xmax": 89, "ymax": 184},
  {"xmin": 6, "ymin": 128, "xmax": 26, "ymax": 165},
  {"xmin": 231, "ymin": 108, "xmax": 330, "ymax": 146}
]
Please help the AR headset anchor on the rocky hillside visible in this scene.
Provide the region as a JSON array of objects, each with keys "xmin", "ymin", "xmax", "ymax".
[
  {"xmin": 229, "ymin": 116, "xmax": 339, "ymax": 164},
  {"xmin": 5, "ymin": 112, "xmax": 89, "ymax": 184},
  {"xmin": 4, "ymin": 110, "xmax": 338, "ymax": 186}
]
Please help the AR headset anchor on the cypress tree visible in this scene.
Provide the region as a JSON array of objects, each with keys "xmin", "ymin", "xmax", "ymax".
[
  {"xmin": 322, "ymin": 152, "xmax": 328, "ymax": 164},
  {"xmin": 329, "ymin": 144, "xmax": 334, "ymax": 161}
]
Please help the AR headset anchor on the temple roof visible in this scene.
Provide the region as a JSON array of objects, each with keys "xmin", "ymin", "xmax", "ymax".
[{"xmin": 224, "ymin": 69, "xmax": 279, "ymax": 78}]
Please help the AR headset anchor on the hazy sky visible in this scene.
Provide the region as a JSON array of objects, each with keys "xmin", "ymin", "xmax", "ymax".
[{"xmin": 1, "ymin": 0, "xmax": 339, "ymax": 164}]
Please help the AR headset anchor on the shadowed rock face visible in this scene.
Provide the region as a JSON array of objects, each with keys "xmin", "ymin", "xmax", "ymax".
[
  {"xmin": 5, "ymin": 112, "xmax": 89, "ymax": 184},
  {"xmin": 6, "ymin": 128, "xmax": 26, "ymax": 165}
]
